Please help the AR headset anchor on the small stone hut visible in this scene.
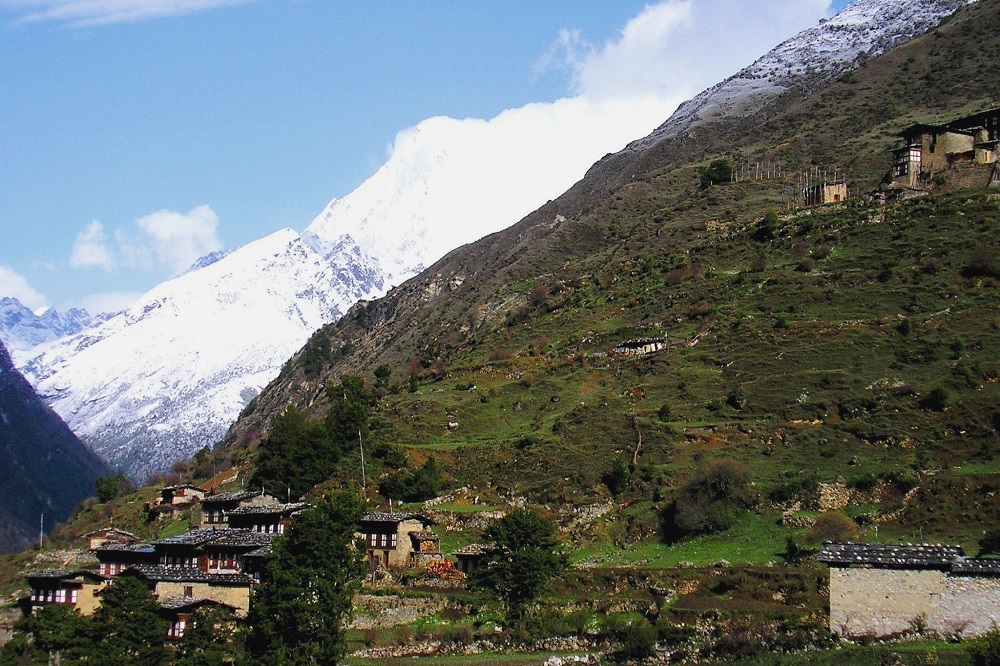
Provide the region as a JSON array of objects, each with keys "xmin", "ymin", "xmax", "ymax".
[{"xmin": 819, "ymin": 542, "xmax": 1000, "ymax": 639}]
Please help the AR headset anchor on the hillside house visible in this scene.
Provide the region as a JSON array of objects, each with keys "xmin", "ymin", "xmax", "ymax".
[
  {"xmin": 889, "ymin": 109, "xmax": 1000, "ymax": 190},
  {"xmin": 226, "ymin": 501, "xmax": 307, "ymax": 534},
  {"xmin": 801, "ymin": 180, "xmax": 848, "ymax": 206},
  {"xmin": 613, "ymin": 338, "xmax": 666, "ymax": 357},
  {"xmin": 819, "ymin": 543, "xmax": 1000, "ymax": 639},
  {"xmin": 147, "ymin": 483, "xmax": 206, "ymax": 521},
  {"xmin": 93, "ymin": 541, "xmax": 157, "ymax": 577},
  {"xmin": 119, "ymin": 566, "xmax": 254, "ymax": 617},
  {"xmin": 199, "ymin": 489, "xmax": 279, "ymax": 529},
  {"xmin": 82, "ymin": 527, "xmax": 137, "ymax": 550},
  {"xmin": 454, "ymin": 543, "xmax": 490, "ymax": 575},
  {"xmin": 23, "ymin": 569, "xmax": 107, "ymax": 616},
  {"xmin": 359, "ymin": 512, "xmax": 440, "ymax": 568},
  {"xmin": 159, "ymin": 597, "xmax": 238, "ymax": 640}
]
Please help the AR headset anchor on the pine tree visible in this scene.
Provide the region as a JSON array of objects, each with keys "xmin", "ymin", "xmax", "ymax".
[
  {"xmin": 89, "ymin": 576, "xmax": 169, "ymax": 666},
  {"xmin": 250, "ymin": 406, "xmax": 338, "ymax": 500},
  {"xmin": 19, "ymin": 604, "xmax": 90, "ymax": 665},
  {"xmin": 245, "ymin": 491, "xmax": 365, "ymax": 665},
  {"xmin": 470, "ymin": 509, "xmax": 567, "ymax": 625},
  {"xmin": 174, "ymin": 604, "xmax": 241, "ymax": 666}
]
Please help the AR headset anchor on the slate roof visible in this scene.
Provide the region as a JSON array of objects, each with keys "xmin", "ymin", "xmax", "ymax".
[
  {"xmin": 152, "ymin": 529, "xmax": 221, "ymax": 548},
  {"xmin": 94, "ymin": 542, "xmax": 155, "ymax": 554},
  {"xmin": 208, "ymin": 530, "xmax": 277, "ymax": 548},
  {"xmin": 410, "ymin": 531, "xmax": 439, "ymax": 542},
  {"xmin": 243, "ymin": 546, "xmax": 272, "ymax": 559},
  {"xmin": 818, "ymin": 543, "xmax": 965, "ymax": 569},
  {"xmin": 362, "ymin": 512, "xmax": 435, "ymax": 525},
  {"xmin": 83, "ymin": 528, "xmax": 137, "ymax": 540},
  {"xmin": 952, "ymin": 558, "xmax": 1000, "ymax": 575},
  {"xmin": 454, "ymin": 544, "xmax": 490, "ymax": 557},
  {"xmin": 161, "ymin": 483, "xmax": 205, "ymax": 492},
  {"xmin": 126, "ymin": 565, "xmax": 253, "ymax": 585},
  {"xmin": 24, "ymin": 569, "xmax": 104, "ymax": 582},
  {"xmin": 158, "ymin": 596, "xmax": 237, "ymax": 611},
  {"xmin": 202, "ymin": 490, "xmax": 268, "ymax": 505},
  {"xmin": 227, "ymin": 502, "xmax": 307, "ymax": 516}
]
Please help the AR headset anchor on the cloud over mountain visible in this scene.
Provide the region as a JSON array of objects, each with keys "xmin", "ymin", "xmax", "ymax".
[{"xmin": 0, "ymin": 0, "xmax": 255, "ymax": 27}]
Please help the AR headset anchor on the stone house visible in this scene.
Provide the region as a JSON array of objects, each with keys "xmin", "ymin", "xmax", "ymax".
[
  {"xmin": 226, "ymin": 501, "xmax": 307, "ymax": 534},
  {"xmin": 359, "ymin": 513, "xmax": 439, "ymax": 568},
  {"xmin": 454, "ymin": 544, "xmax": 490, "ymax": 575},
  {"xmin": 146, "ymin": 483, "xmax": 206, "ymax": 521},
  {"xmin": 119, "ymin": 566, "xmax": 253, "ymax": 617},
  {"xmin": 889, "ymin": 109, "xmax": 1000, "ymax": 190},
  {"xmin": 82, "ymin": 528, "xmax": 137, "ymax": 550},
  {"xmin": 159, "ymin": 597, "xmax": 239, "ymax": 640},
  {"xmin": 93, "ymin": 541, "xmax": 157, "ymax": 577},
  {"xmin": 819, "ymin": 543, "xmax": 1000, "ymax": 639},
  {"xmin": 22, "ymin": 569, "xmax": 107, "ymax": 616},
  {"xmin": 199, "ymin": 489, "xmax": 279, "ymax": 529}
]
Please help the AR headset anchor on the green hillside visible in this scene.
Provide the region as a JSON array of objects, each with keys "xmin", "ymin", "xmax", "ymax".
[{"xmin": 209, "ymin": 0, "xmax": 1000, "ymax": 557}]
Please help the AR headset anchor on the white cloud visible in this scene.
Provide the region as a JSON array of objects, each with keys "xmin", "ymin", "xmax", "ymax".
[
  {"xmin": 0, "ymin": 0, "xmax": 256, "ymax": 27},
  {"xmin": 70, "ymin": 220, "xmax": 116, "ymax": 271},
  {"xmin": 136, "ymin": 205, "xmax": 222, "ymax": 274},
  {"xmin": 69, "ymin": 206, "xmax": 223, "ymax": 276},
  {"xmin": 540, "ymin": 0, "xmax": 833, "ymax": 101},
  {"xmin": 0, "ymin": 265, "xmax": 48, "ymax": 310}
]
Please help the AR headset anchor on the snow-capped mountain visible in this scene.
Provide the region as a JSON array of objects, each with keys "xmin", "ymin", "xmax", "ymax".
[
  {"xmin": 0, "ymin": 297, "xmax": 93, "ymax": 356},
  {"xmin": 633, "ymin": 0, "xmax": 975, "ymax": 150},
  {"xmin": 20, "ymin": 229, "xmax": 384, "ymax": 480}
]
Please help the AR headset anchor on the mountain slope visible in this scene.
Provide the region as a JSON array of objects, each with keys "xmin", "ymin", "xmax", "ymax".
[
  {"xmin": 20, "ymin": 229, "xmax": 385, "ymax": 480},
  {"xmin": 0, "ymin": 340, "xmax": 111, "ymax": 554},
  {"xmin": 227, "ymin": 0, "xmax": 984, "ymax": 443},
  {"xmin": 226, "ymin": 3, "xmax": 1000, "ymax": 540}
]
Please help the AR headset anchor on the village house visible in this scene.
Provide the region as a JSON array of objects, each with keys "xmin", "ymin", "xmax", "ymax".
[
  {"xmin": 146, "ymin": 483, "xmax": 206, "ymax": 521},
  {"xmin": 226, "ymin": 501, "xmax": 307, "ymax": 534},
  {"xmin": 359, "ymin": 512, "xmax": 440, "ymax": 569},
  {"xmin": 613, "ymin": 338, "xmax": 666, "ymax": 357},
  {"xmin": 93, "ymin": 541, "xmax": 157, "ymax": 577},
  {"xmin": 889, "ymin": 108, "xmax": 1000, "ymax": 190},
  {"xmin": 119, "ymin": 566, "xmax": 254, "ymax": 617},
  {"xmin": 819, "ymin": 542, "xmax": 1000, "ymax": 639},
  {"xmin": 82, "ymin": 527, "xmax": 137, "ymax": 550},
  {"xmin": 454, "ymin": 543, "xmax": 490, "ymax": 576},
  {"xmin": 159, "ymin": 597, "xmax": 239, "ymax": 641},
  {"xmin": 22, "ymin": 569, "xmax": 107, "ymax": 616},
  {"xmin": 199, "ymin": 489, "xmax": 280, "ymax": 530}
]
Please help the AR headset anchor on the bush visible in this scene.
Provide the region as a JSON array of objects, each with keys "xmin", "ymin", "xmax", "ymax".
[
  {"xmin": 919, "ymin": 386, "xmax": 952, "ymax": 411},
  {"xmin": 697, "ymin": 159, "xmax": 733, "ymax": 189},
  {"xmin": 602, "ymin": 458, "xmax": 632, "ymax": 496},
  {"xmin": 663, "ymin": 458, "xmax": 754, "ymax": 540},
  {"xmin": 979, "ymin": 528, "xmax": 1000, "ymax": 557},
  {"xmin": 378, "ymin": 458, "xmax": 442, "ymax": 502},
  {"xmin": 611, "ymin": 622, "xmax": 658, "ymax": 663},
  {"xmin": 806, "ymin": 511, "xmax": 860, "ymax": 543},
  {"xmin": 657, "ymin": 404, "xmax": 673, "ymax": 422},
  {"xmin": 968, "ymin": 627, "xmax": 1000, "ymax": 666}
]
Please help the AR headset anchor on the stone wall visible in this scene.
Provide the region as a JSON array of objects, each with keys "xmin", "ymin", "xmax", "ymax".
[
  {"xmin": 830, "ymin": 567, "xmax": 1000, "ymax": 639},
  {"xmin": 155, "ymin": 581, "xmax": 250, "ymax": 617}
]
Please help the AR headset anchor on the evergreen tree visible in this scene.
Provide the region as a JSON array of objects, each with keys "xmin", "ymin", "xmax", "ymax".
[
  {"xmin": 469, "ymin": 509, "xmax": 567, "ymax": 625},
  {"xmin": 21, "ymin": 603, "xmax": 91, "ymax": 665},
  {"xmin": 245, "ymin": 491, "xmax": 366, "ymax": 666},
  {"xmin": 251, "ymin": 406, "xmax": 338, "ymax": 500},
  {"xmin": 174, "ymin": 604, "xmax": 241, "ymax": 666},
  {"xmin": 89, "ymin": 576, "xmax": 169, "ymax": 666},
  {"xmin": 325, "ymin": 375, "xmax": 375, "ymax": 447}
]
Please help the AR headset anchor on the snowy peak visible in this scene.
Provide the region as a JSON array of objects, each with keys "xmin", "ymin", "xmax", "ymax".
[
  {"xmin": 635, "ymin": 0, "xmax": 975, "ymax": 148},
  {"xmin": 20, "ymin": 228, "xmax": 385, "ymax": 480},
  {"xmin": 0, "ymin": 296, "xmax": 92, "ymax": 356}
]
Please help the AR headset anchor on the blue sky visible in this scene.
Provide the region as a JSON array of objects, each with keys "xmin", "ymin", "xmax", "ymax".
[{"xmin": 0, "ymin": 0, "xmax": 848, "ymax": 313}]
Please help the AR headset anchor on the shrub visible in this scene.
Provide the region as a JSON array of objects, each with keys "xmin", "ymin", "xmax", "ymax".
[
  {"xmin": 657, "ymin": 404, "xmax": 673, "ymax": 422},
  {"xmin": 663, "ymin": 458, "xmax": 754, "ymax": 540},
  {"xmin": 919, "ymin": 386, "xmax": 952, "ymax": 411},
  {"xmin": 611, "ymin": 622, "xmax": 658, "ymax": 663},
  {"xmin": 806, "ymin": 511, "xmax": 860, "ymax": 543},
  {"xmin": 602, "ymin": 458, "xmax": 632, "ymax": 496},
  {"xmin": 963, "ymin": 249, "xmax": 1000, "ymax": 278},
  {"xmin": 979, "ymin": 528, "xmax": 1000, "ymax": 557},
  {"xmin": 967, "ymin": 626, "xmax": 1000, "ymax": 666},
  {"xmin": 697, "ymin": 159, "xmax": 733, "ymax": 188}
]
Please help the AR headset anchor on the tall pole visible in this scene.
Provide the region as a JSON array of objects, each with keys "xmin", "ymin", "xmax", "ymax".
[
  {"xmin": 359, "ymin": 428, "xmax": 367, "ymax": 491},
  {"xmin": 39, "ymin": 513, "xmax": 43, "ymax": 550}
]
